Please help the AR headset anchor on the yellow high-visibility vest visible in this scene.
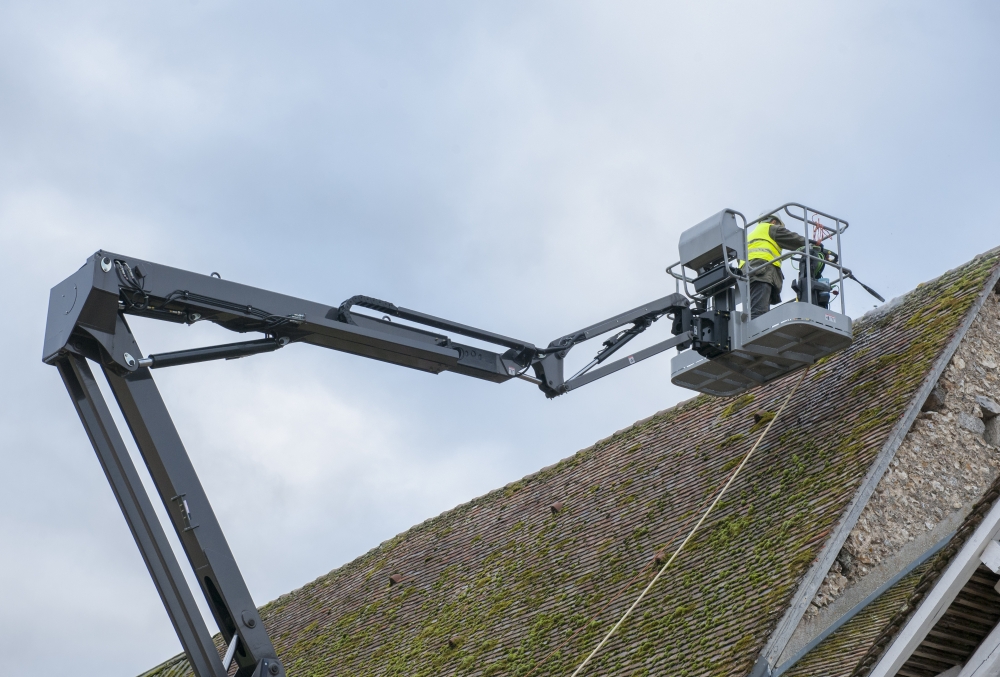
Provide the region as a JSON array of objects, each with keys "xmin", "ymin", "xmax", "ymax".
[{"xmin": 746, "ymin": 223, "xmax": 781, "ymax": 267}]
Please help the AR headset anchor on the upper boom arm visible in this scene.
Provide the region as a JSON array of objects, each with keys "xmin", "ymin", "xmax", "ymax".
[
  {"xmin": 44, "ymin": 251, "xmax": 532, "ymax": 383},
  {"xmin": 44, "ymin": 251, "xmax": 690, "ymax": 398}
]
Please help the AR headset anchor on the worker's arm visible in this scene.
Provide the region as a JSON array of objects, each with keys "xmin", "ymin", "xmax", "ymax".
[{"xmin": 769, "ymin": 224, "xmax": 808, "ymax": 251}]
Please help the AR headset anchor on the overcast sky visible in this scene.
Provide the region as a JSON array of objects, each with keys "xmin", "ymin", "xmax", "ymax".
[{"xmin": 2, "ymin": 1, "xmax": 999, "ymax": 675}]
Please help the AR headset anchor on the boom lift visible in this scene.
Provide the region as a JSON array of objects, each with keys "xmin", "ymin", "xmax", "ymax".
[
  {"xmin": 666, "ymin": 203, "xmax": 882, "ymax": 395},
  {"xmin": 42, "ymin": 202, "xmax": 879, "ymax": 677}
]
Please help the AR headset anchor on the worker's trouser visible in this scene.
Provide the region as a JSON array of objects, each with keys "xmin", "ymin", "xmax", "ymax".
[{"xmin": 750, "ymin": 281, "xmax": 773, "ymax": 318}]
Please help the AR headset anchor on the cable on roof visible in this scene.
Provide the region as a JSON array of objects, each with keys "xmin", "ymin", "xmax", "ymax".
[
  {"xmin": 566, "ymin": 367, "xmax": 810, "ymax": 677},
  {"xmin": 521, "ymin": 464, "xmax": 723, "ymax": 677}
]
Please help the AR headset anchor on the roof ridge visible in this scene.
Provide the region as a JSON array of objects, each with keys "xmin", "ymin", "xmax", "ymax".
[{"xmin": 859, "ymin": 244, "xmax": 1000, "ymax": 322}]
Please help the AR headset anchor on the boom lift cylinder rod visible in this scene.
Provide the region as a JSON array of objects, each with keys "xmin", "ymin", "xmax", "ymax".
[{"xmin": 138, "ymin": 337, "xmax": 288, "ymax": 369}]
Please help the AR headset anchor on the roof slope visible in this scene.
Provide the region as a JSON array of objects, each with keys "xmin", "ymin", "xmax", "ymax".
[
  {"xmin": 782, "ymin": 561, "xmax": 931, "ymax": 677},
  {"xmin": 144, "ymin": 250, "xmax": 1000, "ymax": 677}
]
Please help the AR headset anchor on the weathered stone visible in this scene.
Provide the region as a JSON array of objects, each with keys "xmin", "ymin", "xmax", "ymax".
[
  {"xmin": 809, "ymin": 287, "xmax": 1000, "ymax": 616},
  {"xmin": 976, "ymin": 395, "xmax": 1000, "ymax": 418},
  {"xmin": 922, "ymin": 383, "xmax": 948, "ymax": 412},
  {"xmin": 987, "ymin": 418, "xmax": 1000, "ymax": 447},
  {"xmin": 959, "ymin": 412, "xmax": 986, "ymax": 435}
]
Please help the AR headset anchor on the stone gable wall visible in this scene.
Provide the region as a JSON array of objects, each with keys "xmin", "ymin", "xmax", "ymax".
[{"xmin": 809, "ymin": 285, "xmax": 1000, "ymax": 617}]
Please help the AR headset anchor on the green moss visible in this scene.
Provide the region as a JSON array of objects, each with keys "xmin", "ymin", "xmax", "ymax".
[
  {"xmin": 720, "ymin": 394, "xmax": 756, "ymax": 419},
  {"xmin": 719, "ymin": 455, "xmax": 744, "ymax": 473},
  {"xmin": 718, "ymin": 433, "xmax": 747, "ymax": 450},
  {"xmin": 749, "ymin": 411, "xmax": 775, "ymax": 433},
  {"xmin": 505, "ymin": 481, "xmax": 526, "ymax": 497}
]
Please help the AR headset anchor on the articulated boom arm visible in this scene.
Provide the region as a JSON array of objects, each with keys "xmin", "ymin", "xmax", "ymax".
[
  {"xmin": 43, "ymin": 251, "xmax": 689, "ymax": 677},
  {"xmin": 43, "ymin": 251, "xmax": 690, "ymax": 397}
]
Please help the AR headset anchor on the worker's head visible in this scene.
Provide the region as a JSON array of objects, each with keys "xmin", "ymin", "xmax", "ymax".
[{"xmin": 764, "ymin": 215, "xmax": 784, "ymax": 228}]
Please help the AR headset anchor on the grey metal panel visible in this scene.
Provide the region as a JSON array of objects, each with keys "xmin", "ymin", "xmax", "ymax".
[
  {"xmin": 741, "ymin": 301, "xmax": 852, "ymax": 347},
  {"xmin": 670, "ymin": 303, "xmax": 853, "ymax": 397},
  {"xmin": 678, "ymin": 209, "xmax": 745, "ymax": 272},
  {"xmin": 42, "ymin": 260, "xmax": 116, "ymax": 363}
]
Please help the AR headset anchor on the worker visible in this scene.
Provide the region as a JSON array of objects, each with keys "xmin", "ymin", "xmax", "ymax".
[{"xmin": 743, "ymin": 215, "xmax": 808, "ymax": 318}]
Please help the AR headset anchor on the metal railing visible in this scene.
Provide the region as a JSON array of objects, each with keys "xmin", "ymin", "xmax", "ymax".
[{"xmin": 665, "ymin": 202, "xmax": 852, "ymax": 321}]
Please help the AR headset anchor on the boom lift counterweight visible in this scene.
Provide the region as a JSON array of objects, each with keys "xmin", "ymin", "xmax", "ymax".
[{"xmin": 43, "ymin": 202, "xmax": 879, "ymax": 677}]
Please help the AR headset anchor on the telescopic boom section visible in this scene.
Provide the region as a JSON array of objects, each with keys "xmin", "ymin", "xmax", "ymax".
[
  {"xmin": 42, "ymin": 250, "xmax": 690, "ymax": 677},
  {"xmin": 43, "ymin": 251, "xmax": 690, "ymax": 398}
]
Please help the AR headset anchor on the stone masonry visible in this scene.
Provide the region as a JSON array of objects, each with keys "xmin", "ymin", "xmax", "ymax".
[{"xmin": 808, "ymin": 284, "xmax": 1000, "ymax": 617}]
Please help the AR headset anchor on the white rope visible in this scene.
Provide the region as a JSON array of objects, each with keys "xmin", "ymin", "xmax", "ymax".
[{"xmin": 568, "ymin": 369, "xmax": 808, "ymax": 677}]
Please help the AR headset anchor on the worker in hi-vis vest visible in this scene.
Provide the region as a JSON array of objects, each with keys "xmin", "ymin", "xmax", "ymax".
[{"xmin": 742, "ymin": 215, "xmax": 808, "ymax": 318}]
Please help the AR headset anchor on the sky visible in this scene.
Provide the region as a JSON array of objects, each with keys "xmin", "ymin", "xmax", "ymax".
[{"xmin": 1, "ymin": 1, "xmax": 999, "ymax": 675}]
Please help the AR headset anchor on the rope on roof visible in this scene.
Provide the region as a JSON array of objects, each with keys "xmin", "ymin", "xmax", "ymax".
[
  {"xmin": 522, "ymin": 446, "xmax": 724, "ymax": 677},
  {"xmin": 568, "ymin": 367, "xmax": 810, "ymax": 677}
]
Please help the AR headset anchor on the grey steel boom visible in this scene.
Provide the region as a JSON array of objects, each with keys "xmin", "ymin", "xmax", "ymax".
[
  {"xmin": 43, "ymin": 250, "xmax": 690, "ymax": 677},
  {"xmin": 43, "ymin": 205, "xmax": 878, "ymax": 676}
]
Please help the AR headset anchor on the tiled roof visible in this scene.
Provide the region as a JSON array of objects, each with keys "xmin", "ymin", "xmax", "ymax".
[
  {"xmin": 140, "ymin": 654, "xmax": 200, "ymax": 677},
  {"xmin": 142, "ymin": 250, "xmax": 1000, "ymax": 677},
  {"xmin": 782, "ymin": 561, "xmax": 931, "ymax": 677}
]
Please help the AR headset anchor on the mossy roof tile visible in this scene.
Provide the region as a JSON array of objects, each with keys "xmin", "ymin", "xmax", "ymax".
[{"xmin": 141, "ymin": 250, "xmax": 1000, "ymax": 677}]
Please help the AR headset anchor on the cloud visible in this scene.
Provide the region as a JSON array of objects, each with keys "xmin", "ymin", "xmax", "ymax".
[{"xmin": 1, "ymin": 1, "xmax": 998, "ymax": 674}]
